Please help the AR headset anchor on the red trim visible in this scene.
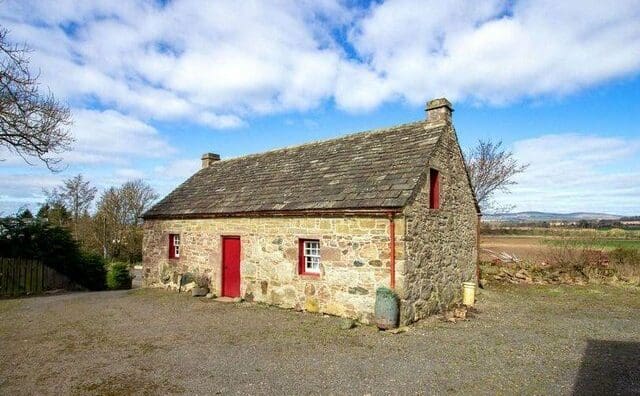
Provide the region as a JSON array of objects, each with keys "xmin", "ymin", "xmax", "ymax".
[
  {"xmin": 298, "ymin": 239, "xmax": 305, "ymax": 275},
  {"xmin": 168, "ymin": 234, "xmax": 177, "ymax": 259},
  {"xmin": 144, "ymin": 208, "xmax": 402, "ymax": 220},
  {"xmin": 388, "ymin": 212, "xmax": 395, "ymax": 289},
  {"xmin": 298, "ymin": 238, "xmax": 320, "ymax": 276},
  {"xmin": 429, "ymin": 168, "xmax": 440, "ymax": 209}
]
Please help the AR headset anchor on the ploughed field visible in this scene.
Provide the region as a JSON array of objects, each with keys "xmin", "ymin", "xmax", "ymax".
[
  {"xmin": 480, "ymin": 228, "xmax": 640, "ymax": 286},
  {"xmin": 1, "ymin": 285, "xmax": 639, "ymax": 394}
]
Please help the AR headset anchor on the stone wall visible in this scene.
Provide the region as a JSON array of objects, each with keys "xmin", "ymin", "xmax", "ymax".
[
  {"xmin": 142, "ymin": 216, "xmax": 405, "ymax": 323},
  {"xmin": 400, "ymin": 124, "xmax": 479, "ymax": 324}
]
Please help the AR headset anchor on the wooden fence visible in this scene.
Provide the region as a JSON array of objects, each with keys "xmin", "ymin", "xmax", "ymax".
[{"xmin": 0, "ymin": 257, "xmax": 74, "ymax": 297}]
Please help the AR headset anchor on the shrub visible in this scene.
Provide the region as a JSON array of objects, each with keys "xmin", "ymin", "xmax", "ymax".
[
  {"xmin": 0, "ymin": 218, "xmax": 107, "ymax": 290},
  {"xmin": 78, "ymin": 252, "xmax": 107, "ymax": 291},
  {"xmin": 107, "ymin": 262, "xmax": 132, "ymax": 290},
  {"xmin": 609, "ymin": 248, "xmax": 640, "ymax": 280}
]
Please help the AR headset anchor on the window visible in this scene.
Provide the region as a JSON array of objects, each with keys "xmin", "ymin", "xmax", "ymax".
[
  {"xmin": 298, "ymin": 239, "xmax": 320, "ymax": 275},
  {"xmin": 169, "ymin": 234, "xmax": 180, "ymax": 259},
  {"xmin": 429, "ymin": 168, "xmax": 440, "ymax": 209}
]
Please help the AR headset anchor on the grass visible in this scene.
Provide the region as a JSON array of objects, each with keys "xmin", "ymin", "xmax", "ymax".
[
  {"xmin": 543, "ymin": 237, "xmax": 640, "ymax": 250},
  {"xmin": 483, "ymin": 226, "xmax": 640, "ymax": 239},
  {"xmin": 0, "ymin": 298, "xmax": 21, "ymax": 314},
  {"xmin": 481, "ymin": 228, "xmax": 640, "ymax": 285}
]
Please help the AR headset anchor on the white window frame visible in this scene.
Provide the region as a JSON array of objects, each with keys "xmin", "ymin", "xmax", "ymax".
[
  {"xmin": 173, "ymin": 234, "xmax": 180, "ymax": 258},
  {"xmin": 303, "ymin": 240, "xmax": 320, "ymax": 274}
]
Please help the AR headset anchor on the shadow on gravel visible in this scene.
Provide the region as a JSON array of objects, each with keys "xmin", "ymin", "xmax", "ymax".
[{"xmin": 573, "ymin": 339, "xmax": 640, "ymax": 395}]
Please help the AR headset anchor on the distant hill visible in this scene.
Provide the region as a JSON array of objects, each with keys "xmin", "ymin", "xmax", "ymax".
[{"xmin": 483, "ymin": 211, "xmax": 623, "ymax": 222}]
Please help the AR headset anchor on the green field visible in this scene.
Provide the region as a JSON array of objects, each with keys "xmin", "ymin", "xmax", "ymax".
[{"xmin": 543, "ymin": 237, "xmax": 640, "ymax": 251}]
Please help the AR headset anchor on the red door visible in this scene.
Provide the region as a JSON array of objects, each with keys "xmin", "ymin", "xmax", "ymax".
[{"xmin": 222, "ymin": 237, "xmax": 241, "ymax": 297}]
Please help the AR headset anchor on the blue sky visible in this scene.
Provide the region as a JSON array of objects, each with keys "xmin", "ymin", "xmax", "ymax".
[{"xmin": 1, "ymin": 0, "xmax": 639, "ymax": 215}]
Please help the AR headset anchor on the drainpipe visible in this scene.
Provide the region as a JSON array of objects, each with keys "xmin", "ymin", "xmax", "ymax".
[{"xmin": 388, "ymin": 212, "xmax": 396, "ymax": 289}]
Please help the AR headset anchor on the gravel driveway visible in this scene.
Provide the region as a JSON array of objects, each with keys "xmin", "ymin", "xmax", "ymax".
[{"xmin": 1, "ymin": 284, "xmax": 639, "ymax": 395}]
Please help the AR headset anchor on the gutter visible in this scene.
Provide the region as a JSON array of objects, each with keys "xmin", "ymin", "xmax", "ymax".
[{"xmin": 143, "ymin": 207, "xmax": 403, "ymax": 220}]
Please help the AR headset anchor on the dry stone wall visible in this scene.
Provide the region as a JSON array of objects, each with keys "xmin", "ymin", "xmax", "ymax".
[
  {"xmin": 401, "ymin": 124, "xmax": 479, "ymax": 324},
  {"xmin": 143, "ymin": 216, "xmax": 405, "ymax": 323}
]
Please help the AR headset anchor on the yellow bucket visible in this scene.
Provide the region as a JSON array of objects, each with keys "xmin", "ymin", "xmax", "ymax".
[{"xmin": 462, "ymin": 282, "xmax": 476, "ymax": 306}]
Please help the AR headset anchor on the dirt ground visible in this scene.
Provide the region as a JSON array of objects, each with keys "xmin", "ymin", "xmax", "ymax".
[
  {"xmin": 1, "ymin": 285, "xmax": 639, "ymax": 395},
  {"xmin": 480, "ymin": 235, "xmax": 547, "ymax": 262}
]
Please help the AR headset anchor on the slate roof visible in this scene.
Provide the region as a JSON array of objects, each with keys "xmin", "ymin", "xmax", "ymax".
[{"xmin": 143, "ymin": 120, "xmax": 447, "ymax": 218}]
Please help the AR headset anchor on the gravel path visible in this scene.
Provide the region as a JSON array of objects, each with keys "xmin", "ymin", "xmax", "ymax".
[{"xmin": 1, "ymin": 284, "xmax": 639, "ymax": 395}]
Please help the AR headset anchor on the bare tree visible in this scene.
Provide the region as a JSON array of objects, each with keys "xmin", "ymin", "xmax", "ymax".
[
  {"xmin": 95, "ymin": 180, "xmax": 158, "ymax": 261},
  {"xmin": 0, "ymin": 27, "xmax": 73, "ymax": 170},
  {"xmin": 121, "ymin": 179, "xmax": 159, "ymax": 225},
  {"xmin": 465, "ymin": 139, "xmax": 528, "ymax": 212},
  {"xmin": 45, "ymin": 174, "xmax": 97, "ymax": 226}
]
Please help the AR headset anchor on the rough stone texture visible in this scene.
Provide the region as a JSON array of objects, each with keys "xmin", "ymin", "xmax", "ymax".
[
  {"xmin": 401, "ymin": 123, "xmax": 479, "ymax": 324},
  {"xmin": 142, "ymin": 100, "xmax": 479, "ymax": 324},
  {"xmin": 142, "ymin": 216, "xmax": 405, "ymax": 323},
  {"xmin": 425, "ymin": 98, "xmax": 453, "ymax": 124},
  {"xmin": 143, "ymin": 121, "xmax": 444, "ymax": 217}
]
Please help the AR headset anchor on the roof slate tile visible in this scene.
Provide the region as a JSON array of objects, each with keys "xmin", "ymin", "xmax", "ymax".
[{"xmin": 143, "ymin": 120, "xmax": 445, "ymax": 218}]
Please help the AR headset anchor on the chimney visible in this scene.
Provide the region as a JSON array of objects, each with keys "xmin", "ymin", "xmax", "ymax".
[
  {"xmin": 425, "ymin": 98, "xmax": 453, "ymax": 123},
  {"xmin": 201, "ymin": 152, "xmax": 220, "ymax": 168}
]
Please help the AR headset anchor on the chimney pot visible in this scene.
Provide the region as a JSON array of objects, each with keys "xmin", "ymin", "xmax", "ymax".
[
  {"xmin": 201, "ymin": 152, "xmax": 220, "ymax": 168},
  {"xmin": 425, "ymin": 98, "xmax": 453, "ymax": 123}
]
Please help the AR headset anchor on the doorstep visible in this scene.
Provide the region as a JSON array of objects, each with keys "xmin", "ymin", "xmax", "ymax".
[{"xmin": 215, "ymin": 296, "xmax": 242, "ymax": 303}]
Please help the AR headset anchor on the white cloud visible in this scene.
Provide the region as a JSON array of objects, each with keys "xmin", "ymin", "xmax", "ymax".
[
  {"xmin": 154, "ymin": 158, "xmax": 200, "ymax": 180},
  {"xmin": 493, "ymin": 134, "xmax": 640, "ymax": 214},
  {"xmin": 0, "ymin": 0, "xmax": 347, "ymax": 126},
  {"xmin": 114, "ymin": 168, "xmax": 146, "ymax": 180},
  {"xmin": 347, "ymin": 0, "xmax": 640, "ymax": 108},
  {"xmin": 2, "ymin": 1, "xmax": 640, "ymax": 215},
  {"xmin": 2, "ymin": 0, "xmax": 639, "ymax": 119},
  {"xmin": 0, "ymin": 174, "xmax": 62, "ymax": 210},
  {"xmin": 68, "ymin": 109, "xmax": 174, "ymax": 164}
]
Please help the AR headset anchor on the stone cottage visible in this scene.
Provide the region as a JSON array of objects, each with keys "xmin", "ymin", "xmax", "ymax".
[{"xmin": 142, "ymin": 98, "xmax": 480, "ymax": 324}]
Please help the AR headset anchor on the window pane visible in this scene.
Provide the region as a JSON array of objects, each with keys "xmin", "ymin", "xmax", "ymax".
[
  {"xmin": 301, "ymin": 240, "xmax": 320, "ymax": 273},
  {"xmin": 305, "ymin": 256, "xmax": 319, "ymax": 272},
  {"xmin": 304, "ymin": 241, "xmax": 320, "ymax": 257}
]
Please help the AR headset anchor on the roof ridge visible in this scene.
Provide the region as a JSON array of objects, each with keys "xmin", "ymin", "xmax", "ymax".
[{"xmin": 208, "ymin": 119, "xmax": 442, "ymax": 166}]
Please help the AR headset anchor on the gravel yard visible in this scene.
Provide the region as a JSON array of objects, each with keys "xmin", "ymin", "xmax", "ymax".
[{"xmin": 1, "ymin": 284, "xmax": 639, "ymax": 395}]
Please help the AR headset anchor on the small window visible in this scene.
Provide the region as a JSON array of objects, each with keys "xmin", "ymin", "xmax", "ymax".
[
  {"xmin": 299, "ymin": 239, "xmax": 320, "ymax": 275},
  {"xmin": 169, "ymin": 234, "xmax": 180, "ymax": 259},
  {"xmin": 429, "ymin": 168, "xmax": 440, "ymax": 209}
]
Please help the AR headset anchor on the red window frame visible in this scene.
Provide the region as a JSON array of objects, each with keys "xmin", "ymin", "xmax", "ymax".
[
  {"xmin": 168, "ymin": 234, "xmax": 180, "ymax": 259},
  {"xmin": 298, "ymin": 239, "xmax": 320, "ymax": 276},
  {"xmin": 429, "ymin": 168, "xmax": 440, "ymax": 209}
]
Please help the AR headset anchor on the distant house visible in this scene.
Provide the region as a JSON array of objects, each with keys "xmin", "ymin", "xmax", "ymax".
[{"xmin": 142, "ymin": 98, "xmax": 480, "ymax": 324}]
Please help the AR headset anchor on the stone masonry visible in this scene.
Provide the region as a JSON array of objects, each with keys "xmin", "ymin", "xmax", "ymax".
[
  {"xmin": 143, "ymin": 216, "xmax": 405, "ymax": 324},
  {"xmin": 142, "ymin": 98, "xmax": 479, "ymax": 325},
  {"xmin": 402, "ymin": 124, "xmax": 479, "ymax": 323}
]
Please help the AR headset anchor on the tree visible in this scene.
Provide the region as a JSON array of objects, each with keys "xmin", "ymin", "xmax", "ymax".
[
  {"xmin": 464, "ymin": 139, "xmax": 528, "ymax": 213},
  {"xmin": 94, "ymin": 179, "xmax": 158, "ymax": 261},
  {"xmin": 16, "ymin": 207, "xmax": 33, "ymax": 219},
  {"xmin": 36, "ymin": 201, "xmax": 71, "ymax": 227},
  {"xmin": 121, "ymin": 179, "xmax": 158, "ymax": 226},
  {"xmin": 45, "ymin": 174, "xmax": 97, "ymax": 230},
  {"xmin": 0, "ymin": 216, "xmax": 106, "ymax": 290},
  {"xmin": 0, "ymin": 27, "xmax": 73, "ymax": 170}
]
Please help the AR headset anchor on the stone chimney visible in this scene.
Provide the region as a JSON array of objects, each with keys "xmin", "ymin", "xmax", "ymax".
[
  {"xmin": 201, "ymin": 152, "xmax": 220, "ymax": 168},
  {"xmin": 425, "ymin": 98, "xmax": 453, "ymax": 123}
]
